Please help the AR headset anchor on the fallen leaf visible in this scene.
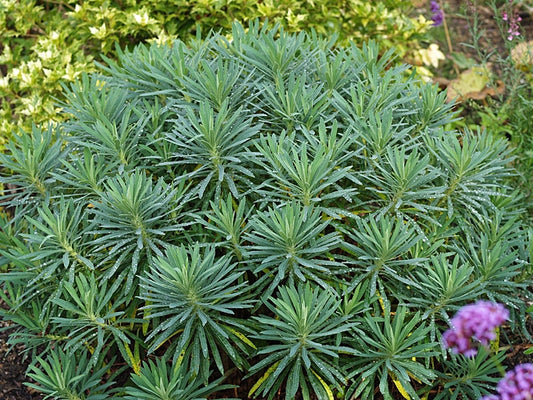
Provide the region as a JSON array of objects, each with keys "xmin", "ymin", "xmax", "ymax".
[{"xmin": 446, "ymin": 65, "xmax": 504, "ymax": 102}]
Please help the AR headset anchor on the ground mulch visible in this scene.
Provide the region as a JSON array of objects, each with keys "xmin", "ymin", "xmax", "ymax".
[{"xmin": 0, "ymin": 308, "xmax": 42, "ymax": 400}]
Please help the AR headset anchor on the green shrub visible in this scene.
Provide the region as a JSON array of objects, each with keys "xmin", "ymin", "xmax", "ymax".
[
  {"xmin": 0, "ymin": 0, "xmax": 430, "ymax": 146},
  {"xmin": 0, "ymin": 22, "xmax": 531, "ymax": 399}
]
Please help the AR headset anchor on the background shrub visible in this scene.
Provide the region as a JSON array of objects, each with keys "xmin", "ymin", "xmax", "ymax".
[
  {"xmin": 0, "ymin": 22, "xmax": 531, "ymax": 399},
  {"xmin": 0, "ymin": 0, "xmax": 430, "ymax": 146}
]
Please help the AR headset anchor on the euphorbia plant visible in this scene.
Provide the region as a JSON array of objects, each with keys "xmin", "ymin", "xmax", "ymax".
[{"xmin": 0, "ymin": 21, "xmax": 530, "ymax": 399}]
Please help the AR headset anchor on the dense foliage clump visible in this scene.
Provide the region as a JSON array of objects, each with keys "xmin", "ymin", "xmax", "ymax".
[
  {"xmin": 0, "ymin": 22, "xmax": 531, "ymax": 400},
  {"xmin": 0, "ymin": 0, "xmax": 430, "ymax": 146}
]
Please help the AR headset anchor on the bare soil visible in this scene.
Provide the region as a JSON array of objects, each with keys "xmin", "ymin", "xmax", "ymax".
[{"xmin": 0, "ymin": 308, "xmax": 41, "ymax": 400}]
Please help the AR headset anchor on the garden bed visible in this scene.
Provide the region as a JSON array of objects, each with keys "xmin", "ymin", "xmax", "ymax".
[{"xmin": 1, "ymin": 0, "xmax": 532, "ymax": 399}]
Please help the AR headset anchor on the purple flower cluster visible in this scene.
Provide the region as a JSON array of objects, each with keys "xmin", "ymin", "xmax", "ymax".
[
  {"xmin": 430, "ymin": 1, "xmax": 444, "ymax": 27},
  {"xmin": 502, "ymin": 10, "xmax": 522, "ymax": 41},
  {"xmin": 442, "ymin": 301, "xmax": 508, "ymax": 357},
  {"xmin": 481, "ymin": 363, "xmax": 533, "ymax": 400},
  {"xmin": 501, "ymin": 0, "xmax": 522, "ymax": 41}
]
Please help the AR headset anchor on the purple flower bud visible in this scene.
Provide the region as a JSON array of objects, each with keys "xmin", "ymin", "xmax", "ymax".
[
  {"xmin": 430, "ymin": 0, "xmax": 444, "ymax": 27},
  {"xmin": 442, "ymin": 301, "xmax": 508, "ymax": 356},
  {"xmin": 430, "ymin": 0, "xmax": 440, "ymax": 12}
]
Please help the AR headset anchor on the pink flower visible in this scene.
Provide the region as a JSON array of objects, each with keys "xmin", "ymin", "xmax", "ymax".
[
  {"xmin": 481, "ymin": 363, "xmax": 533, "ymax": 400},
  {"xmin": 501, "ymin": 6, "xmax": 522, "ymax": 41},
  {"xmin": 442, "ymin": 301, "xmax": 508, "ymax": 356}
]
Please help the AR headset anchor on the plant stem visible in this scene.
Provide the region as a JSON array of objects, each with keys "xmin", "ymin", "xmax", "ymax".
[
  {"xmin": 439, "ymin": 0, "xmax": 453, "ymax": 54},
  {"xmin": 438, "ymin": 0, "xmax": 460, "ymax": 75}
]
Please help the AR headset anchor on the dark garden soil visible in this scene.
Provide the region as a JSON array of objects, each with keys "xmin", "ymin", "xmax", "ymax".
[
  {"xmin": 1, "ymin": 1, "xmax": 533, "ymax": 399},
  {"xmin": 0, "ymin": 305, "xmax": 42, "ymax": 400},
  {"xmin": 439, "ymin": 0, "xmax": 533, "ymax": 57}
]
